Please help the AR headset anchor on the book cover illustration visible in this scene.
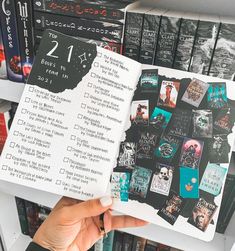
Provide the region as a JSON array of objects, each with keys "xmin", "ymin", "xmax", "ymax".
[
  {"xmin": 136, "ymin": 130, "xmax": 158, "ymax": 160},
  {"xmin": 155, "ymin": 134, "xmax": 181, "ymax": 163},
  {"xmin": 157, "ymin": 80, "xmax": 180, "ymax": 109},
  {"xmin": 150, "ymin": 107, "xmax": 172, "ymax": 131},
  {"xmin": 181, "ymin": 78, "xmax": 209, "ymax": 107},
  {"xmin": 111, "ymin": 171, "xmax": 131, "ymax": 202},
  {"xmin": 150, "ymin": 163, "xmax": 174, "ymax": 196},
  {"xmin": 179, "ymin": 138, "xmax": 204, "ymax": 169},
  {"xmin": 199, "ymin": 163, "xmax": 227, "ymax": 196},
  {"xmin": 209, "ymin": 23, "xmax": 235, "ymax": 80},
  {"xmin": 189, "ymin": 21, "xmax": 219, "ymax": 75},
  {"xmin": 180, "ymin": 167, "xmax": 199, "ymax": 199},
  {"xmin": 207, "ymin": 82, "xmax": 228, "ymax": 109},
  {"xmin": 117, "ymin": 142, "xmax": 136, "ymax": 167},
  {"xmin": 209, "ymin": 134, "xmax": 230, "ymax": 163},
  {"xmin": 187, "ymin": 198, "xmax": 217, "ymax": 232},
  {"xmin": 129, "ymin": 166, "xmax": 152, "ymax": 198},
  {"xmin": 174, "ymin": 18, "xmax": 198, "ymax": 71},
  {"xmin": 214, "ymin": 108, "xmax": 234, "ymax": 134},
  {"xmin": 157, "ymin": 191, "xmax": 184, "ymax": 225},
  {"xmin": 130, "ymin": 100, "xmax": 149, "ymax": 126},
  {"xmin": 140, "ymin": 69, "xmax": 159, "ymax": 93},
  {"xmin": 167, "ymin": 108, "xmax": 192, "ymax": 137},
  {"xmin": 192, "ymin": 110, "xmax": 213, "ymax": 138}
]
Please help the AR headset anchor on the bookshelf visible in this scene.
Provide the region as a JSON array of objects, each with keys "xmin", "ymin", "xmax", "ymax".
[{"xmin": 1, "ymin": 0, "xmax": 235, "ymax": 250}]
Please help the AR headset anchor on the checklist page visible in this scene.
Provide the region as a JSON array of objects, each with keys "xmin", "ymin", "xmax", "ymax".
[{"xmin": 0, "ymin": 30, "xmax": 142, "ymax": 200}]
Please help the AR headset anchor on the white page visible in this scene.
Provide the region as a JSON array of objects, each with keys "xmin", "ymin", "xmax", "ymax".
[{"xmin": 0, "ymin": 30, "xmax": 141, "ymax": 200}]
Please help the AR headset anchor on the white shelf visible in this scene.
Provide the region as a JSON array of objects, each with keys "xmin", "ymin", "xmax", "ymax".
[{"xmin": 0, "ymin": 80, "xmax": 24, "ymax": 103}]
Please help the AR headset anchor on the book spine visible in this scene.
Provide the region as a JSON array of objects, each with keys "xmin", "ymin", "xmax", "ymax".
[
  {"xmin": 15, "ymin": 197, "xmax": 29, "ymax": 235},
  {"xmin": 103, "ymin": 230, "xmax": 115, "ymax": 251},
  {"xmin": 209, "ymin": 23, "xmax": 235, "ymax": 80},
  {"xmin": 113, "ymin": 231, "xmax": 124, "ymax": 251},
  {"xmin": 131, "ymin": 236, "xmax": 146, "ymax": 251},
  {"xmin": 139, "ymin": 14, "xmax": 161, "ymax": 65},
  {"xmin": 0, "ymin": 0, "xmax": 23, "ymax": 82},
  {"xmin": 33, "ymin": 11, "xmax": 123, "ymax": 44},
  {"xmin": 121, "ymin": 233, "xmax": 133, "ymax": 251},
  {"xmin": 173, "ymin": 18, "xmax": 198, "ymax": 71},
  {"xmin": 0, "ymin": 22, "xmax": 7, "ymax": 79},
  {"xmin": 189, "ymin": 20, "xmax": 220, "ymax": 75},
  {"xmin": 123, "ymin": 11, "xmax": 145, "ymax": 60},
  {"xmin": 0, "ymin": 112, "xmax": 8, "ymax": 155},
  {"xmin": 154, "ymin": 16, "xmax": 181, "ymax": 68},
  {"xmin": 33, "ymin": 0, "xmax": 126, "ymax": 24},
  {"xmin": 15, "ymin": 0, "xmax": 35, "ymax": 82}
]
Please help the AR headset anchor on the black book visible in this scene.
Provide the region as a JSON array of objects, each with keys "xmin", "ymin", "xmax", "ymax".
[
  {"xmin": 209, "ymin": 18, "xmax": 235, "ymax": 80},
  {"xmin": 154, "ymin": 10, "xmax": 182, "ymax": 68},
  {"xmin": 0, "ymin": 0, "xmax": 23, "ymax": 82},
  {"xmin": 189, "ymin": 14, "xmax": 220, "ymax": 75},
  {"xmin": 15, "ymin": 0, "xmax": 35, "ymax": 82},
  {"xmin": 173, "ymin": 12, "xmax": 199, "ymax": 71},
  {"xmin": 139, "ymin": 8, "xmax": 165, "ymax": 65},
  {"xmin": 15, "ymin": 197, "xmax": 29, "ymax": 235},
  {"xmin": 144, "ymin": 240, "xmax": 158, "ymax": 251},
  {"xmin": 123, "ymin": 5, "xmax": 152, "ymax": 60},
  {"xmin": 113, "ymin": 231, "xmax": 124, "ymax": 251},
  {"xmin": 121, "ymin": 232, "xmax": 134, "ymax": 251},
  {"xmin": 33, "ymin": 11, "xmax": 123, "ymax": 44},
  {"xmin": 131, "ymin": 236, "xmax": 146, "ymax": 251}
]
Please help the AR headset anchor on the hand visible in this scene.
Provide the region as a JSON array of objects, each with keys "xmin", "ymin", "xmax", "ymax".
[{"xmin": 33, "ymin": 196, "xmax": 148, "ymax": 251}]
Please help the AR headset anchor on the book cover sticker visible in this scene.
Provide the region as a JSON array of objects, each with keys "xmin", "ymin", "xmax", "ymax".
[
  {"xmin": 158, "ymin": 80, "xmax": 180, "ymax": 108},
  {"xmin": 129, "ymin": 166, "xmax": 152, "ymax": 199},
  {"xmin": 130, "ymin": 100, "xmax": 149, "ymax": 126},
  {"xmin": 181, "ymin": 78, "xmax": 209, "ymax": 107},
  {"xmin": 117, "ymin": 142, "xmax": 136, "ymax": 167},
  {"xmin": 140, "ymin": 69, "xmax": 159, "ymax": 93},
  {"xmin": 192, "ymin": 110, "xmax": 213, "ymax": 138},
  {"xmin": 188, "ymin": 198, "xmax": 217, "ymax": 232},
  {"xmin": 207, "ymin": 82, "xmax": 228, "ymax": 109},
  {"xmin": 150, "ymin": 163, "xmax": 174, "ymax": 196},
  {"xmin": 180, "ymin": 167, "xmax": 199, "ymax": 199},
  {"xmin": 179, "ymin": 138, "xmax": 204, "ymax": 168},
  {"xmin": 157, "ymin": 191, "xmax": 184, "ymax": 225},
  {"xmin": 150, "ymin": 107, "xmax": 172, "ymax": 131},
  {"xmin": 199, "ymin": 163, "xmax": 227, "ymax": 196}
]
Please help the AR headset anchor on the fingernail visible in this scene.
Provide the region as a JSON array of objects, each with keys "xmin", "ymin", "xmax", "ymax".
[{"xmin": 100, "ymin": 196, "xmax": 112, "ymax": 207}]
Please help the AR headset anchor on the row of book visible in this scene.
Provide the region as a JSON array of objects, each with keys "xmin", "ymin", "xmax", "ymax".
[{"xmin": 123, "ymin": 7, "xmax": 235, "ymax": 81}]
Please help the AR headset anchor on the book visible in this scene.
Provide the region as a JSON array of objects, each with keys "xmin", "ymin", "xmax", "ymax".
[
  {"xmin": 154, "ymin": 10, "xmax": 182, "ymax": 68},
  {"xmin": 15, "ymin": 197, "xmax": 29, "ymax": 235},
  {"xmin": 0, "ymin": 21, "xmax": 7, "ymax": 79},
  {"xmin": 33, "ymin": 0, "xmax": 136, "ymax": 24},
  {"xmin": 131, "ymin": 236, "xmax": 146, "ymax": 251},
  {"xmin": 103, "ymin": 231, "xmax": 115, "ymax": 251},
  {"xmin": 0, "ymin": 0, "xmax": 23, "ymax": 82},
  {"xmin": 123, "ymin": 5, "xmax": 152, "ymax": 60},
  {"xmin": 0, "ymin": 109, "xmax": 10, "ymax": 155},
  {"xmin": 94, "ymin": 238, "xmax": 103, "ymax": 251},
  {"xmin": 1, "ymin": 30, "xmax": 235, "ymax": 242},
  {"xmin": 113, "ymin": 231, "xmax": 124, "ymax": 251},
  {"xmin": 209, "ymin": 18, "xmax": 235, "ymax": 80},
  {"xmin": 139, "ymin": 8, "xmax": 166, "ymax": 65},
  {"xmin": 15, "ymin": 0, "xmax": 35, "ymax": 82},
  {"xmin": 173, "ymin": 12, "xmax": 199, "ymax": 71},
  {"xmin": 189, "ymin": 14, "xmax": 220, "ymax": 75},
  {"xmin": 34, "ymin": 11, "xmax": 123, "ymax": 43},
  {"xmin": 122, "ymin": 233, "xmax": 133, "ymax": 251}
]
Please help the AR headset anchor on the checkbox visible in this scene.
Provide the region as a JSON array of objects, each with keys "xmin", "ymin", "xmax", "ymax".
[
  {"xmin": 6, "ymin": 154, "xmax": 12, "ymax": 159},
  {"xmin": 88, "ymin": 83, "xmax": 92, "ymax": 87},
  {"xmin": 25, "ymin": 97, "xmax": 30, "ymax": 103},
  {"xmin": 81, "ymin": 103, "xmax": 86, "ymax": 109},
  {"xmin": 13, "ymin": 131, "xmax": 19, "ymax": 136},
  {"xmin": 67, "ymin": 146, "xmax": 72, "ymax": 152},
  {"xmin": 9, "ymin": 142, "xmax": 15, "ymax": 148},
  {"xmin": 77, "ymin": 114, "xmax": 83, "ymax": 119},
  {"xmin": 71, "ymin": 135, "xmax": 76, "ymax": 140},
  {"xmin": 2, "ymin": 165, "xmax": 7, "ymax": 170},
  {"xmin": 74, "ymin": 124, "xmax": 79, "ymax": 130},
  {"xmin": 59, "ymin": 169, "xmax": 65, "ymax": 174},
  {"xmin": 97, "ymin": 52, "xmax": 102, "ymax": 57},
  {"xmin": 94, "ymin": 62, "xmax": 99, "ymax": 67},
  {"xmin": 84, "ymin": 93, "xmax": 89, "ymax": 98},
  {"xmin": 17, "ymin": 120, "xmax": 24, "ymax": 125},
  {"xmin": 28, "ymin": 86, "xmax": 34, "ymax": 92},
  {"xmin": 91, "ymin": 73, "xmax": 95, "ymax": 78},
  {"xmin": 63, "ymin": 157, "xmax": 69, "ymax": 163},
  {"xmin": 21, "ymin": 109, "xmax": 27, "ymax": 114},
  {"xmin": 56, "ymin": 180, "xmax": 62, "ymax": 185}
]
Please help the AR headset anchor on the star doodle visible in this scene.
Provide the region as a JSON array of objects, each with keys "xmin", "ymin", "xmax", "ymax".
[{"xmin": 78, "ymin": 52, "xmax": 87, "ymax": 64}]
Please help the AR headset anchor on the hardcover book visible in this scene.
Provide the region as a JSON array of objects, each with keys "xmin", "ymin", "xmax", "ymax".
[{"xmin": 1, "ymin": 30, "xmax": 235, "ymax": 242}]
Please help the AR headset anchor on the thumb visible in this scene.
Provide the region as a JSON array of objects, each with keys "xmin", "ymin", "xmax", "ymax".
[{"xmin": 65, "ymin": 196, "xmax": 113, "ymax": 222}]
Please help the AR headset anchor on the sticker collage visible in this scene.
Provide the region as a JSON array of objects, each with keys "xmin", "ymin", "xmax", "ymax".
[{"xmin": 111, "ymin": 69, "xmax": 235, "ymax": 232}]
